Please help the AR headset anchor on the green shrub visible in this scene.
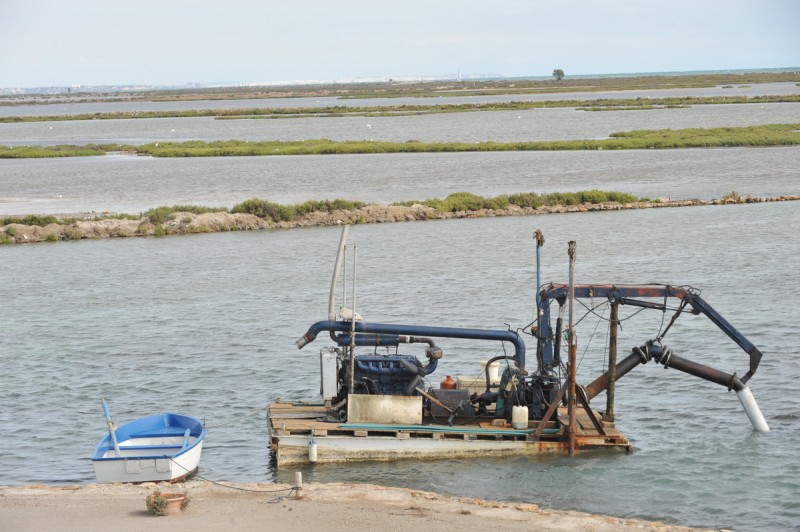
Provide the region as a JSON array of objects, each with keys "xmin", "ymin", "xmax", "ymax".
[
  {"xmin": 441, "ymin": 192, "xmax": 489, "ymax": 212},
  {"xmin": 143, "ymin": 204, "xmax": 219, "ymax": 224},
  {"xmin": 508, "ymin": 192, "xmax": 541, "ymax": 208},
  {"xmin": 64, "ymin": 227, "xmax": 83, "ymax": 240},
  {"xmin": 231, "ymin": 198, "xmax": 294, "ymax": 222},
  {"xmin": 294, "ymin": 199, "xmax": 365, "ymax": 215},
  {"xmin": 1, "ymin": 215, "xmax": 58, "ymax": 227},
  {"xmin": 397, "ymin": 190, "xmax": 642, "ymax": 213},
  {"xmin": 722, "ymin": 191, "xmax": 742, "ymax": 201},
  {"xmin": 144, "ymin": 206, "xmax": 175, "ymax": 224}
]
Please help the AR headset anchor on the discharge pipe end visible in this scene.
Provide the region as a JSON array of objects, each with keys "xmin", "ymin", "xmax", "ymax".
[{"xmin": 736, "ymin": 385, "xmax": 770, "ymax": 432}]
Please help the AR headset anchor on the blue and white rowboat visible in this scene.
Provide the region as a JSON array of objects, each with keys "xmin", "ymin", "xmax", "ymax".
[{"xmin": 91, "ymin": 412, "xmax": 205, "ymax": 483}]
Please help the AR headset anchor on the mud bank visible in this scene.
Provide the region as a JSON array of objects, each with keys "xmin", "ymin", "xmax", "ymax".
[
  {"xmin": 2, "ymin": 195, "xmax": 797, "ymax": 245},
  {"xmin": 0, "ymin": 481, "xmax": 720, "ymax": 531}
]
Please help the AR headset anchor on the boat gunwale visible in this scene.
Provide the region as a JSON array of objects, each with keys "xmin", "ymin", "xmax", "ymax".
[{"xmin": 90, "ymin": 412, "xmax": 205, "ymax": 462}]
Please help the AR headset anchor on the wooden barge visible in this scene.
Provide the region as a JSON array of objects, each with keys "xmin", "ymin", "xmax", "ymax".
[
  {"xmin": 268, "ymin": 229, "xmax": 768, "ymax": 467},
  {"xmin": 268, "ymin": 400, "xmax": 631, "ymax": 466}
]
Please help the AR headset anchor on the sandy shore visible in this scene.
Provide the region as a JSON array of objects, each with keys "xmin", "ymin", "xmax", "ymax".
[{"xmin": 0, "ymin": 481, "xmax": 722, "ymax": 531}]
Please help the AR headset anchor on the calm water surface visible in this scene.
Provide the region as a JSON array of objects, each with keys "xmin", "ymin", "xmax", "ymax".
[
  {"xmin": 1, "ymin": 89, "xmax": 799, "ymax": 531},
  {"xmin": 2, "ymin": 102, "xmax": 798, "ymax": 146},
  {"xmin": 1, "ymin": 203, "xmax": 798, "ymax": 531},
  {"xmin": 1, "ymin": 147, "xmax": 798, "ymax": 216}
]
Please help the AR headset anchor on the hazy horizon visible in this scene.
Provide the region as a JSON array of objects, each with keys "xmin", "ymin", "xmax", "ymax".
[
  {"xmin": 3, "ymin": 66, "xmax": 799, "ymax": 93},
  {"xmin": 2, "ymin": 1, "xmax": 798, "ymax": 88}
]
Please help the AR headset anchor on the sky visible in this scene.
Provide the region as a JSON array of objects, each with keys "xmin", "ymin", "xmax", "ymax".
[{"xmin": 1, "ymin": 0, "xmax": 798, "ymax": 88}]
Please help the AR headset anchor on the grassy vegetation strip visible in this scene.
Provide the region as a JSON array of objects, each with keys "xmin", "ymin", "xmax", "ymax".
[
  {"xmin": 3, "ymin": 72, "xmax": 798, "ymax": 107},
  {"xmin": 4, "ymin": 192, "xmax": 799, "ymax": 245},
  {"xmin": 392, "ymin": 190, "xmax": 641, "ymax": 211},
  {"xmin": 338, "ymin": 73, "xmax": 800, "ymax": 99},
  {"xmin": 2, "ymin": 94, "xmax": 799, "ymax": 123},
  {"xmin": 0, "ymin": 144, "xmax": 112, "ymax": 158},
  {"xmin": 3, "ymin": 124, "xmax": 798, "ymax": 159},
  {"xmin": 117, "ymin": 124, "xmax": 800, "ymax": 156},
  {"xmin": 0, "ymin": 191, "xmax": 638, "ymax": 230}
]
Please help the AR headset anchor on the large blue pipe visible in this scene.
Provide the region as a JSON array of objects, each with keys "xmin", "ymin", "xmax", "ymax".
[{"xmin": 296, "ymin": 320, "xmax": 527, "ymax": 371}]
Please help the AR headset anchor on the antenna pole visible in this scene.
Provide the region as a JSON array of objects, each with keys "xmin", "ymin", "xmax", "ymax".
[
  {"xmin": 534, "ymin": 230, "xmax": 545, "ymax": 333},
  {"xmin": 348, "ymin": 245, "xmax": 358, "ymax": 395},
  {"xmin": 567, "ymin": 240, "xmax": 577, "ymax": 455},
  {"xmin": 328, "ymin": 225, "xmax": 349, "ymax": 321}
]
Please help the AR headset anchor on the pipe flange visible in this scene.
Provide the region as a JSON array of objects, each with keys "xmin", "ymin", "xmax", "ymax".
[
  {"xmin": 577, "ymin": 384, "xmax": 590, "ymax": 405},
  {"xmin": 426, "ymin": 346, "xmax": 443, "ymax": 360},
  {"xmin": 661, "ymin": 347, "xmax": 672, "ymax": 368}
]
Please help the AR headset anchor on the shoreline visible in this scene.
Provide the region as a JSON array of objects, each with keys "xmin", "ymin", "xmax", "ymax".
[
  {"xmin": 0, "ymin": 480, "xmax": 720, "ymax": 531},
  {"xmin": 1, "ymin": 195, "xmax": 798, "ymax": 245}
]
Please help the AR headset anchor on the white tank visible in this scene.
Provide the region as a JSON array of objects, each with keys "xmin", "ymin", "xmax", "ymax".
[
  {"xmin": 308, "ymin": 439, "xmax": 318, "ymax": 463},
  {"xmin": 480, "ymin": 360, "xmax": 501, "ymax": 382},
  {"xmin": 511, "ymin": 405, "xmax": 529, "ymax": 429}
]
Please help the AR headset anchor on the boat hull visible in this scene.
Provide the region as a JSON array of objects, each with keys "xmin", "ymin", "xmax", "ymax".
[{"xmin": 91, "ymin": 413, "xmax": 205, "ymax": 483}]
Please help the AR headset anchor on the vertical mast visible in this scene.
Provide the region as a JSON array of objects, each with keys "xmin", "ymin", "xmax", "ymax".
[
  {"xmin": 605, "ymin": 302, "xmax": 619, "ymax": 422},
  {"xmin": 348, "ymin": 245, "xmax": 358, "ymax": 396},
  {"xmin": 328, "ymin": 225, "xmax": 350, "ymax": 321},
  {"xmin": 534, "ymin": 230, "xmax": 545, "ymax": 334},
  {"xmin": 567, "ymin": 240, "xmax": 577, "ymax": 455}
]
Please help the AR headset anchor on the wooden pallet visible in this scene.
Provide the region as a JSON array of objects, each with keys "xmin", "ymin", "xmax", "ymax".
[{"xmin": 269, "ymin": 401, "xmax": 567, "ymax": 442}]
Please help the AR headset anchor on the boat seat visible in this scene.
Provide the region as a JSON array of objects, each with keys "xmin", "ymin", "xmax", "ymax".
[
  {"xmin": 181, "ymin": 429, "xmax": 191, "ymax": 450},
  {"xmin": 134, "ymin": 429, "xmax": 194, "ymax": 438},
  {"xmin": 118, "ymin": 445, "xmax": 184, "ymax": 451}
]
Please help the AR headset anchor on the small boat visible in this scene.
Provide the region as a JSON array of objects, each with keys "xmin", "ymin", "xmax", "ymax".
[{"xmin": 92, "ymin": 406, "xmax": 205, "ymax": 484}]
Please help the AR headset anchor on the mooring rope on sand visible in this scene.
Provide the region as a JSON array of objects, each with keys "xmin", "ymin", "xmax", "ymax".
[{"xmin": 169, "ymin": 458, "xmax": 297, "ymax": 499}]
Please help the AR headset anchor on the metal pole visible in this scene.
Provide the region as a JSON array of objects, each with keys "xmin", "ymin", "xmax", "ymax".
[
  {"xmin": 327, "ymin": 225, "xmax": 349, "ymax": 321},
  {"xmin": 342, "ymin": 245, "xmax": 348, "ymax": 313},
  {"xmin": 348, "ymin": 245, "xmax": 357, "ymax": 396},
  {"xmin": 604, "ymin": 302, "xmax": 618, "ymax": 422},
  {"xmin": 534, "ymin": 230, "xmax": 545, "ymax": 332},
  {"xmin": 567, "ymin": 241, "xmax": 577, "ymax": 455}
]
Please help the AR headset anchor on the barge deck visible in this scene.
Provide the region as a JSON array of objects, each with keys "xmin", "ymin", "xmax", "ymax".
[{"xmin": 268, "ymin": 401, "xmax": 631, "ymax": 466}]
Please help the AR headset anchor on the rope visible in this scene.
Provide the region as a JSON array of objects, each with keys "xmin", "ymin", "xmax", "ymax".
[
  {"xmin": 169, "ymin": 458, "xmax": 297, "ymax": 497},
  {"xmin": 577, "ymin": 301, "xmax": 607, "ymax": 370}
]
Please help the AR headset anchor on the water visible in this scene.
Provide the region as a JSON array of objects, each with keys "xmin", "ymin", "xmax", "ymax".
[
  {"xmin": 1, "ymin": 90, "xmax": 799, "ymax": 530},
  {"xmin": 1, "ymin": 203, "xmax": 799, "ymax": 531},
  {"xmin": 2, "ymin": 102, "xmax": 799, "ymax": 146},
  {"xmin": 1, "ymin": 147, "xmax": 798, "ymax": 216}
]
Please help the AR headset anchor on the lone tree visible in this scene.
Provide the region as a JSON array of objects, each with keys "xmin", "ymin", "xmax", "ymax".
[{"xmin": 552, "ymin": 69, "xmax": 565, "ymax": 81}]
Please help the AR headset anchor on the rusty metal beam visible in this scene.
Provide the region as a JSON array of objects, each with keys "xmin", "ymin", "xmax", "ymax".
[
  {"xmin": 577, "ymin": 386, "xmax": 607, "ymax": 436},
  {"xmin": 567, "ymin": 241, "xmax": 577, "ymax": 456},
  {"xmin": 533, "ymin": 383, "xmax": 566, "ymax": 440},
  {"xmin": 604, "ymin": 302, "xmax": 619, "ymax": 421}
]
